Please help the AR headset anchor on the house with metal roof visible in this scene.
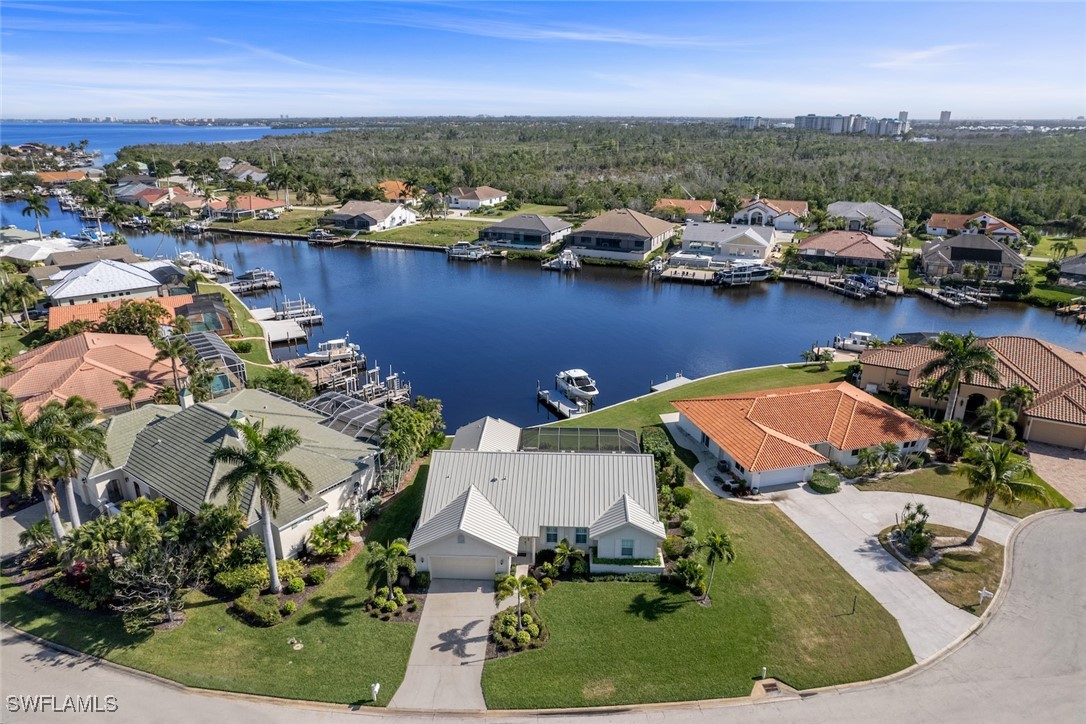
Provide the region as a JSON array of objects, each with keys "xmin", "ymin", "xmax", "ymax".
[
  {"xmin": 451, "ymin": 416, "xmax": 522, "ymax": 452},
  {"xmin": 673, "ymin": 222, "xmax": 776, "ymax": 265},
  {"xmin": 45, "ymin": 259, "xmax": 179, "ymax": 306},
  {"xmin": 478, "ymin": 214, "xmax": 572, "ymax": 250},
  {"xmin": 447, "ymin": 186, "xmax": 508, "ymax": 210},
  {"xmin": 565, "ymin": 208, "xmax": 678, "ymax": 261},
  {"xmin": 920, "ymin": 235, "xmax": 1025, "ymax": 280},
  {"xmin": 826, "ymin": 201, "xmax": 904, "ymax": 237},
  {"xmin": 73, "ymin": 389, "xmax": 379, "ymax": 558},
  {"xmin": 673, "ymin": 383, "xmax": 932, "ymax": 489},
  {"xmin": 326, "ymin": 200, "xmax": 418, "ymax": 232},
  {"xmin": 409, "ymin": 450, "xmax": 665, "ymax": 580}
]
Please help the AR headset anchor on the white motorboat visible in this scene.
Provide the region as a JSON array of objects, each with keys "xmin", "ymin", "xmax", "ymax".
[
  {"xmin": 713, "ymin": 262, "xmax": 773, "ymax": 286},
  {"xmin": 72, "ymin": 228, "xmax": 105, "ymax": 245},
  {"xmin": 542, "ymin": 248, "xmax": 581, "ymax": 271},
  {"xmin": 175, "ymin": 251, "xmax": 233, "ymax": 276},
  {"xmin": 236, "ymin": 267, "xmax": 276, "ymax": 282},
  {"xmin": 308, "ymin": 229, "xmax": 337, "ymax": 241},
  {"xmin": 446, "ymin": 241, "xmax": 489, "ymax": 260},
  {"xmin": 556, "ymin": 368, "xmax": 599, "ymax": 401},
  {"xmin": 304, "ymin": 335, "xmax": 360, "ymax": 363},
  {"xmin": 834, "ymin": 331, "xmax": 875, "ymax": 352}
]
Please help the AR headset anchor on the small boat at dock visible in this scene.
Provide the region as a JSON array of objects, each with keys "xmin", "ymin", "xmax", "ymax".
[
  {"xmin": 236, "ymin": 267, "xmax": 277, "ymax": 283},
  {"xmin": 304, "ymin": 335, "xmax": 361, "ymax": 364},
  {"xmin": 556, "ymin": 368, "xmax": 599, "ymax": 402},
  {"xmin": 713, "ymin": 263, "xmax": 773, "ymax": 286},
  {"xmin": 542, "ymin": 249, "xmax": 581, "ymax": 271},
  {"xmin": 175, "ymin": 251, "xmax": 233, "ymax": 276},
  {"xmin": 834, "ymin": 331, "xmax": 876, "ymax": 352},
  {"xmin": 446, "ymin": 241, "xmax": 489, "ymax": 261}
]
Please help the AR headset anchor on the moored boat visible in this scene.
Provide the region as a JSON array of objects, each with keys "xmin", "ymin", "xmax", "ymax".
[
  {"xmin": 834, "ymin": 331, "xmax": 876, "ymax": 352},
  {"xmin": 556, "ymin": 368, "xmax": 599, "ymax": 401},
  {"xmin": 446, "ymin": 241, "xmax": 489, "ymax": 260},
  {"xmin": 304, "ymin": 335, "xmax": 360, "ymax": 363},
  {"xmin": 542, "ymin": 248, "xmax": 581, "ymax": 271}
]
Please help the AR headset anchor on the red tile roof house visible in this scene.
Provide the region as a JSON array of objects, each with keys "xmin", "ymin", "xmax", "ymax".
[
  {"xmin": 925, "ymin": 212, "xmax": 1022, "ymax": 244},
  {"xmin": 672, "ymin": 383, "xmax": 932, "ymax": 490},
  {"xmin": 0, "ymin": 332, "xmax": 182, "ymax": 418},
  {"xmin": 652, "ymin": 198, "xmax": 717, "ymax": 222},
  {"xmin": 731, "ymin": 196, "xmax": 810, "ymax": 232},
  {"xmin": 797, "ymin": 230, "xmax": 897, "ymax": 270},
  {"xmin": 858, "ymin": 336, "xmax": 1086, "ymax": 450},
  {"xmin": 206, "ymin": 195, "xmax": 286, "ymax": 221},
  {"xmin": 447, "ymin": 186, "xmax": 508, "ymax": 210}
]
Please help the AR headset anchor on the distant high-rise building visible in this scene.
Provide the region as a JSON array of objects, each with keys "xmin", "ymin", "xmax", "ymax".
[
  {"xmin": 898, "ymin": 111, "xmax": 908, "ymax": 123},
  {"xmin": 734, "ymin": 116, "xmax": 769, "ymax": 129},
  {"xmin": 940, "ymin": 110, "xmax": 952, "ymax": 123}
]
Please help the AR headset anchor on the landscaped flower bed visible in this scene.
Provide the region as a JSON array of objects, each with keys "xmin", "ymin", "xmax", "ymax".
[
  {"xmin": 487, "ymin": 605, "xmax": 547, "ymax": 658},
  {"xmin": 363, "ymin": 585, "xmax": 425, "ymax": 623}
]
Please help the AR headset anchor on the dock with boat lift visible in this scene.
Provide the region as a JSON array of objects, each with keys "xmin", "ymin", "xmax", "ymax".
[
  {"xmin": 250, "ymin": 307, "xmax": 307, "ymax": 343},
  {"xmin": 659, "ymin": 268, "xmax": 715, "ymax": 284},
  {"xmin": 918, "ymin": 286, "xmax": 989, "ymax": 309},
  {"xmin": 779, "ymin": 271, "xmax": 904, "ymax": 299},
  {"xmin": 226, "ymin": 278, "xmax": 282, "ymax": 295}
]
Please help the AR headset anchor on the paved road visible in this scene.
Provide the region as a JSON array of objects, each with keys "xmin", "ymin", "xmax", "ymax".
[
  {"xmin": 387, "ymin": 579, "xmax": 494, "ymax": 711},
  {"xmin": 772, "ymin": 484, "xmax": 1018, "ymax": 662},
  {"xmin": 2, "ymin": 512, "xmax": 1083, "ymax": 723}
]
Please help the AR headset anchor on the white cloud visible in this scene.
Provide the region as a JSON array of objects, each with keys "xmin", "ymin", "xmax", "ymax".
[{"xmin": 869, "ymin": 44, "xmax": 980, "ymax": 70}]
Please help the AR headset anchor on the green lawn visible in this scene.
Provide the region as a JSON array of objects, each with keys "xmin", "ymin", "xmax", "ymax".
[
  {"xmin": 1028, "ymin": 235, "xmax": 1084, "ymax": 260},
  {"xmin": 482, "ymin": 487, "xmax": 913, "ymax": 708},
  {"xmin": 0, "ymin": 548, "xmax": 414, "ymax": 705},
  {"xmin": 369, "ymin": 218, "xmax": 495, "ymax": 247},
  {"xmin": 213, "ymin": 209, "xmax": 324, "ymax": 236},
  {"xmin": 856, "ymin": 463, "xmax": 1072, "ymax": 517},
  {"xmin": 555, "ymin": 363, "xmax": 848, "ymax": 430},
  {"xmin": 466, "ymin": 203, "xmax": 570, "ymax": 220},
  {"xmin": 1, "ymin": 319, "xmax": 46, "ymax": 354},
  {"xmin": 196, "ymin": 281, "xmax": 265, "ymax": 339},
  {"xmin": 365, "ymin": 464, "xmax": 428, "ymax": 545}
]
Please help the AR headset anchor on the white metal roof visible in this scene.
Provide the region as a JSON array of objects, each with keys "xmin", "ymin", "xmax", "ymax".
[
  {"xmin": 409, "ymin": 485, "xmax": 520, "ymax": 553},
  {"xmin": 414, "ymin": 450, "xmax": 661, "ymax": 542},
  {"xmin": 590, "ymin": 494, "xmax": 666, "ymax": 539},
  {"xmin": 47, "ymin": 259, "xmax": 160, "ymax": 300},
  {"xmin": 681, "ymin": 222, "xmax": 774, "ymax": 246},
  {"xmin": 451, "ymin": 416, "xmax": 522, "ymax": 452}
]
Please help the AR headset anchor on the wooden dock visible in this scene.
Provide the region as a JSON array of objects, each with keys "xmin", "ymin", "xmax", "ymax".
[
  {"xmin": 659, "ymin": 268, "xmax": 715, "ymax": 284},
  {"xmin": 779, "ymin": 271, "xmax": 904, "ymax": 299}
]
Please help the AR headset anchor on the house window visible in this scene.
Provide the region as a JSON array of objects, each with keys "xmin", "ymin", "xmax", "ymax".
[
  {"xmin": 545, "ymin": 526, "xmax": 558, "ymax": 544},
  {"xmin": 457, "ymin": 534, "xmax": 465, "ymax": 544},
  {"xmin": 699, "ymin": 431, "xmax": 710, "ymax": 447},
  {"xmin": 621, "ymin": 539, "xmax": 635, "ymax": 558},
  {"xmin": 736, "ymin": 463, "xmax": 745, "ymax": 473},
  {"xmin": 851, "ymin": 449, "xmax": 861, "ymax": 456},
  {"xmin": 575, "ymin": 527, "xmax": 588, "ymax": 545}
]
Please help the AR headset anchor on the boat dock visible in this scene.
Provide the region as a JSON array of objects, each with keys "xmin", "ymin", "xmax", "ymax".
[
  {"xmin": 275, "ymin": 296, "xmax": 324, "ymax": 325},
  {"xmin": 659, "ymin": 268, "xmax": 715, "ymax": 284},
  {"xmin": 1056, "ymin": 297, "xmax": 1085, "ymax": 316},
  {"xmin": 536, "ymin": 387, "xmax": 588, "ymax": 419},
  {"xmin": 249, "ymin": 307, "xmax": 307, "ymax": 343},
  {"xmin": 226, "ymin": 278, "xmax": 282, "ymax": 295},
  {"xmin": 779, "ymin": 271, "xmax": 905, "ymax": 299},
  {"xmin": 308, "ymin": 236, "xmax": 346, "ymax": 247},
  {"xmin": 918, "ymin": 286, "xmax": 989, "ymax": 309},
  {"xmin": 649, "ymin": 373, "xmax": 692, "ymax": 393}
]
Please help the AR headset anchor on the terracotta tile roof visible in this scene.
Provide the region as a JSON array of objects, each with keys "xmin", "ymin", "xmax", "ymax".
[
  {"xmin": 575, "ymin": 208, "xmax": 678, "ymax": 239},
  {"xmin": 798, "ymin": 230, "xmax": 896, "ymax": 261},
  {"xmin": 47, "ymin": 294, "xmax": 194, "ymax": 331},
  {"xmin": 673, "ymin": 382, "xmax": 930, "ymax": 473},
  {"xmin": 34, "ymin": 170, "xmax": 87, "ymax": 184},
  {"xmin": 738, "ymin": 197, "xmax": 809, "ymax": 216},
  {"xmin": 653, "ymin": 198, "xmax": 716, "ymax": 214},
  {"xmin": 449, "ymin": 186, "xmax": 507, "ymax": 201},
  {"xmin": 379, "ymin": 180, "xmax": 422, "ymax": 200},
  {"xmin": 927, "ymin": 212, "xmax": 1021, "ymax": 235},
  {"xmin": 1028, "ymin": 381, "xmax": 1086, "ymax": 426},
  {"xmin": 0, "ymin": 332, "xmax": 181, "ymax": 417}
]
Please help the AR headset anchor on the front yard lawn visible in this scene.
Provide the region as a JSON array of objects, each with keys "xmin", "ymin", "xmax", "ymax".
[
  {"xmin": 369, "ymin": 219, "xmax": 495, "ymax": 247},
  {"xmin": 481, "ymin": 487, "xmax": 913, "ymax": 708},
  {"xmin": 0, "ymin": 545, "xmax": 414, "ymax": 705},
  {"xmin": 1, "ymin": 319, "xmax": 46, "ymax": 354},
  {"xmin": 555, "ymin": 363, "xmax": 847, "ymax": 430},
  {"xmin": 216, "ymin": 209, "xmax": 324, "ymax": 235},
  {"xmin": 855, "ymin": 463, "xmax": 1071, "ymax": 517}
]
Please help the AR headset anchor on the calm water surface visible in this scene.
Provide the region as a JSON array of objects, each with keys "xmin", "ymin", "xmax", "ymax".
[{"xmin": 5, "ymin": 198, "xmax": 1083, "ymax": 430}]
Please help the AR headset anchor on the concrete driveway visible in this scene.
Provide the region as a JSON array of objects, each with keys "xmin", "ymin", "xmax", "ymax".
[
  {"xmin": 1027, "ymin": 442, "xmax": 1086, "ymax": 507},
  {"xmin": 1, "ymin": 495, "xmax": 98, "ymax": 560},
  {"xmin": 387, "ymin": 579, "xmax": 496, "ymax": 711},
  {"xmin": 771, "ymin": 484, "xmax": 1019, "ymax": 662}
]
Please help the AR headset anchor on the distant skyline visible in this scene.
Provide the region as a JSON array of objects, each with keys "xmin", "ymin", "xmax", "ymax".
[{"xmin": 1, "ymin": 1, "xmax": 1084, "ymax": 119}]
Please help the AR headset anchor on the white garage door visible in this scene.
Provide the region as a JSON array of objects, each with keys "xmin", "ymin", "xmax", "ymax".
[{"xmin": 429, "ymin": 556, "xmax": 496, "ymax": 580}]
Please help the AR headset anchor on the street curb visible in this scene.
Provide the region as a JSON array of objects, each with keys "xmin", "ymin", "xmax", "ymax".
[{"xmin": 2, "ymin": 509, "xmax": 1072, "ymax": 719}]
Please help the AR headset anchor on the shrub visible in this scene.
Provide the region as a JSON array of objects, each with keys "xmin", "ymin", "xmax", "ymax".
[
  {"xmin": 306, "ymin": 510, "xmax": 356, "ymax": 559},
  {"xmin": 515, "ymin": 630, "xmax": 531, "ymax": 646},
  {"xmin": 526, "ymin": 623, "xmax": 540, "ymax": 638},
  {"xmin": 663, "ymin": 535, "xmax": 687, "ymax": 559},
  {"xmin": 230, "ymin": 536, "xmax": 266, "ymax": 566},
  {"xmin": 570, "ymin": 558, "xmax": 588, "ymax": 577},
  {"xmin": 680, "ymin": 520, "xmax": 698, "ymax": 537},
  {"xmin": 358, "ymin": 496, "xmax": 381, "ymax": 520},
  {"xmin": 214, "ymin": 563, "xmax": 269, "ymax": 595},
  {"xmin": 227, "ymin": 339, "xmax": 253, "ymax": 353},
  {"xmin": 393, "ymin": 587, "xmax": 408, "ymax": 607},
  {"xmin": 492, "ymin": 630, "xmax": 504, "ymax": 644},
  {"xmin": 380, "ymin": 598, "xmax": 398, "ymax": 613},
  {"xmin": 234, "ymin": 588, "xmax": 282, "ymax": 627},
  {"xmin": 672, "ymin": 487, "xmax": 694, "ymax": 508},
  {"xmin": 672, "ymin": 558, "xmax": 706, "ymax": 592},
  {"xmin": 413, "ymin": 571, "xmax": 430, "ymax": 590},
  {"xmin": 683, "ymin": 536, "xmax": 699, "ymax": 552},
  {"xmin": 672, "ymin": 466, "xmax": 686, "ymax": 488},
  {"xmin": 536, "ymin": 561, "xmax": 559, "ymax": 580},
  {"xmin": 534, "ymin": 549, "xmax": 557, "ymax": 567},
  {"xmin": 306, "ymin": 566, "xmax": 328, "ymax": 586},
  {"xmin": 285, "ymin": 577, "xmax": 305, "ymax": 594},
  {"xmin": 809, "ymin": 469, "xmax": 842, "ymax": 494},
  {"xmin": 589, "ymin": 573, "xmax": 661, "ymax": 583},
  {"xmin": 521, "ymin": 613, "xmax": 533, "ymax": 627},
  {"xmin": 908, "ymin": 532, "xmax": 932, "ymax": 557},
  {"xmin": 277, "ymin": 559, "xmax": 304, "ymax": 581},
  {"xmin": 503, "ymin": 624, "xmax": 517, "ymax": 639},
  {"xmin": 540, "ymin": 577, "xmax": 553, "ymax": 591},
  {"xmin": 45, "ymin": 577, "xmax": 104, "ymax": 610},
  {"xmin": 281, "ymin": 601, "xmax": 297, "ymax": 616},
  {"xmin": 376, "ymin": 586, "xmax": 390, "ymax": 600},
  {"xmin": 665, "ymin": 504, "xmax": 680, "ymax": 519},
  {"xmin": 691, "ymin": 578, "xmax": 707, "ymax": 597},
  {"xmin": 658, "ymin": 485, "xmax": 672, "ymax": 506},
  {"xmin": 640, "ymin": 427, "xmax": 675, "ymax": 468},
  {"xmin": 677, "ymin": 508, "xmax": 692, "ymax": 522}
]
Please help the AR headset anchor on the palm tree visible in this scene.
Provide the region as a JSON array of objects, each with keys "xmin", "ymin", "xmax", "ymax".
[
  {"xmin": 419, "ymin": 194, "xmax": 443, "ymax": 220},
  {"xmin": 113, "ymin": 379, "xmax": 148, "ymax": 411},
  {"xmin": 934, "ymin": 420, "xmax": 973, "ymax": 461},
  {"xmin": 366, "ymin": 538, "xmax": 416, "ymax": 599},
  {"xmin": 875, "ymin": 441, "xmax": 901, "ymax": 471},
  {"xmin": 101, "ymin": 202, "xmax": 133, "ymax": 227},
  {"xmin": 552, "ymin": 538, "xmax": 586, "ymax": 574},
  {"xmin": 921, "ymin": 332, "xmax": 1000, "ymax": 421},
  {"xmin": 171, "ymin": 315, "xmax": 191, "ymax": 335},
  {"xmin": 856, "ymin": 447, "xmax": 881, "ymax": 473},
  {"xmin": 700, "ymin": 529, "xmax": 736, "ymax": 602},
  {"xmin": 956, "ymin": 443, "xmax": 1048, "ymax": 546},
  {"xmin": 1051, "ymin": 238, "xmax": 1078, "ymax": 262},
  {"xmin": 21, "ymin": 193, "xmax": 49, "ymax": 240},
  {"xmin": 496, "ymin": 574, "xmax": 542, "ymax": 629},
  {"xmin": 1, "ymin": 276, "xmax": 38, "ymax": 332},
  {"xmin": 154, "ymin": 336, "xmax": 190, "ymax": 390},
  {"xmin": 209, "ymin": 419, "xmax": 314, "ymax": 593},
  {"xmin": 975, "ymin": 398, "xmax": 1017, "ymax": 442},
  {"xmin": 18, "ymin": 518, "xmax": 53, "ymax": 551},
  {"xmin": 1001, "ymin": 384, "xmax": 1036, "ymax": 417},
  {"xmin": 52, "ymin": 396, "xmax": 108, "ymax": 530}
]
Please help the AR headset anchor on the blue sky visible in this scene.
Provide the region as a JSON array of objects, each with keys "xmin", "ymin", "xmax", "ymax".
[{"xmin": 1, "ymin": 1, "xmax": 1083, "ymax": 119}]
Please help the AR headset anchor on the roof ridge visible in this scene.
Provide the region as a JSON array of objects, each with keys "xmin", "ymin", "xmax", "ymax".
[{"xmin": 835, "ymin": 392, "xmax": 858, "ymax": 448}]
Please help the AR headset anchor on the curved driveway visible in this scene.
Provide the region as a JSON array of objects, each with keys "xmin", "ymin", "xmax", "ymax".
[{"xmin": 2, "ymin": 512, "xmax": 1083, "ymax": 723}]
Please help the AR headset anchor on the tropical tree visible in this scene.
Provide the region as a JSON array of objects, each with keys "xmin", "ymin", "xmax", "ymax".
[
  {"xmin": 171, "ymin": 315, "xmax": 192, "ymax": 335},
  {"xmin": 671, "ymin": 557, "xmax": 705, "ymax": 592},
  {"xmin": 154, "ymin": 336, "xmax": 191, "ymax": 390},
  {"xmin": 933, "ymin": 420, "xmax": 973, "ymax": 461},
  {"xmin": 18, "ymin": 518, "xmax": 53, "ymax": 551},
  {"xmin": 366, "ymin": 538, "xmax": 416, "ymax": 598},
  {"xmin": 98, "ymin": 299, "xmax": 167, "ymax": 338},
  {"xmin": 974, "ymin": 398, "xmax": 1017, "ymax": 442},
  {"xmin": 1001, "ymin": 384, "xmax": 1036, "ymax": 418},
  {"xmin": 920, "ymin": 332, "xmax": 1000, "ymax": 421},
  {"xmin": 956, "ymin": 443, "xmax": 1048, "ymax": 546},
  {"xmin": 856, "ymin": 447, "xmax": 882, "ymax": 474},
  {"xmin": 779, "ymin": 244, "xmax": 798, "ymax": 269},
  {"xmin": 21, "ymin": 193, "xmax": 49, "ymax": 240},
  {"xmin": 1051, "ymin": 238, "xmax": 1078, "ymax": 262},
  {"xmin": 0, "ymin": 276, "xmax": 38, "ymax": 332},
  {"xmin": 419, "ymin": 194, "xmax": 443, "ymax": 220},
  {"xmin": 51, "ymin": 396, "xmax": 108, "ymax": 530},
  {"xmin": 496, "ymin": 574, "xmax": 542, "ymax": 629},
  {"xmin": 700, "ymin": 529, "xmax": 736, "ymax": 602},
  {"xmin": 552, "ymin": 538, "xmax": 586, "ymax": 574},
  {"xmin": 209, "ymin": 419, "xmax": 314, "ymax": 593},
  {"xmin": 101, "ymin": 202, "xmax": 134, "ymax": 227},
  {"xmin": 113, "ymin": 379, "xmax": 148, "ymax": 411},
  {"xmin": 875, "ymin": 441, "xmax": 902, "ymax": 471},
  {"xmin": 253, "ymin": 366, "xmax": 313, "ymax": 402}
]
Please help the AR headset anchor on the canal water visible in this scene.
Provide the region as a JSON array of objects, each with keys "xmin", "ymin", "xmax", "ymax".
[{"xmin": 5, "ymin": 200, "xmax": 1084, "ymax": 429}]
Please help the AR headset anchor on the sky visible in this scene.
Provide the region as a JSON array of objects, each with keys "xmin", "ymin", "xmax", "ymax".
[{"xmin": 1, "ymin": 1, "xmax": 1084, "ymax": 120}]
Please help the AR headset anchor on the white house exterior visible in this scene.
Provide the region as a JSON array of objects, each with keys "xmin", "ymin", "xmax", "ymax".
[
  {"xmin": 448, "ymin": 186, "xmax": 509, "ymax": 210},
  {"xmin": 826, "ymin": 201, "xmax": 904, "ymax": 237},
  {"xmin": 46, "ymin": 259, "xmax": 164, "ymax": 306},
  {"xmin": 409, "ymin": 450, "xmax": 665, "ymax": 579},
  {"xmin": 73, "ymin": 390, "xmax": 379, "ymax": 559},
  {"xmin": 731, "ymin": 197, "xmax": 809, "ymax": 232},
  {"xmin": 925, "ymin": 212, "xmax": 1021, "ymax": 244},
  {"xmin": 673, "ymin": 222, "xmax": 775, "ymax": 266},
  {"xmin": 673, "ymin": 383, "xmax": 931, "ymax": 490},
  {"xmin": 326, "ymin": 201, "xmax": 418, "ymax": 232}
]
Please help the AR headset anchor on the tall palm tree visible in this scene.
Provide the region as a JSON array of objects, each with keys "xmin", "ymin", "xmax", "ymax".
[
  {"xmin": 101, "ymin": 202, "xmax": 133, "ymax": 227},
  {"xmin": 975, "ymin": 398, "xmax": 1017, "ymax": 442},
  {"xmin": 171, "ymin": 315, "xmax": 192, "ymax": 335},
  {"xmin": 366, "ymin": 538, "xmax": 416, "ymax": 599},
  {"xmin": 921, "ymin": 332, "xmax": 1000, "ymax": 421},
  {"xmin": 209, "ymin": 419, "xmax": 313, "ymax": 593},
  {"xmin": 154, "ymin": 336, "xmax": 190, "ymax": 391},
  {"xmin": 700, "ymin": 529, "xmax": 736, "ymax": 602},
  {"xmin": 51, "ymin": 396, "xmax": 108, "ymax": 530},
  {"xmin": 956, "ymin": 443, "xmax": 1048, "ymax": 546},
  {"xmin": 552, "ymin": 538, "xmax": 586, "ymax": 574},
  {"xmin": 113, "ymin": 379, "xmax": 148, "ymax": 411},
  {"xmin": 1, "ymin": 276, "xmax": 38, "ymax": 332},
  {"xmin": 419, "ymin": 194, "xmax": 443, "ymax": 220},
  {"xmin": 1051, "ymin": 238, "xmax": 1078, "ymax": 262},
  {"xmin": 21, "ymin": 193, "xmax": 49, "ymax": 240},
  {"xmin": 496, "ymin": 574, "xmax": 542, "ymax": 629},
  {"xmin": 1001, "ymin": 384, "xmax": 1036, "ymax": 417}
]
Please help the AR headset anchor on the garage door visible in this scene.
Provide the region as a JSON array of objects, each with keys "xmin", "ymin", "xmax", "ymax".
[{"xmin": 429, "ymin": 556, "xmax": 496, "ymax": 580}]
